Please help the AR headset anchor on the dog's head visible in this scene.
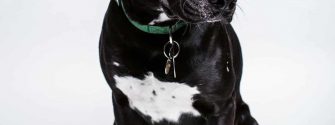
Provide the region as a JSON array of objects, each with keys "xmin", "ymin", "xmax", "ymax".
[{"xmin": 120, "ymin": 0, "xmax": 237, "ymax": 25}]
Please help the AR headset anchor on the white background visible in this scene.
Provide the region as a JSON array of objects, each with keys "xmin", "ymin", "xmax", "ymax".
[{"xmin": 0, "ymin": 0, "xmax": 334, "ymax": 125}]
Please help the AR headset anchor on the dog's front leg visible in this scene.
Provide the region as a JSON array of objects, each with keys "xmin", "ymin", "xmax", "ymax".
[
  {"xmin": 111, "ymin": 89, "xmax": 149, "ymax": 125},
  {"xmin": 205, "ymin": 97, "xmax": 237, "ymax": 125}
]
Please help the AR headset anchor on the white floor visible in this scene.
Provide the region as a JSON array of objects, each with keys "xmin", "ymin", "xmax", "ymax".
[{"xmin": 0, "ymin": 0, "xmax": 334, "ymax": 125}]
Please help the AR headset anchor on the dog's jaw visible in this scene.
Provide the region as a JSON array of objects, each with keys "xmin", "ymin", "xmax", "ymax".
[{"xmin": 161, "ymin": 0, "xmax": 237, "ymax": 24}]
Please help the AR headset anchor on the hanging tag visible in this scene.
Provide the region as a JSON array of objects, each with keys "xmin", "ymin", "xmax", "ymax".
[
  {"xmin": 163, "ymin": 27, "xmax": 180, "ymax": 78},
  {"xmin": 165, "ymin": 58, "xmax": 172, "ymax": 75}
]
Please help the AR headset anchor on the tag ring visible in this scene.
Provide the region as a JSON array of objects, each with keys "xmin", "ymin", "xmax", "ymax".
[{"xmin": 163, "ymin": 41, "xmax": 180, "ymax": 59}]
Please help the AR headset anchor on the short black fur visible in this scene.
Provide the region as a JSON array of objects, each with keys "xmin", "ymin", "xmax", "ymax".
[{"xmin": 99, "ymin": 0, "xmax": 258, "ymax": 125}]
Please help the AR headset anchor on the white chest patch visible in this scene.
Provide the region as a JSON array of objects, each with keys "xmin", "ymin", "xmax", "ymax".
[{"xmin": 114, "ymin": 72, "xmax": 201, "ymax": 123}]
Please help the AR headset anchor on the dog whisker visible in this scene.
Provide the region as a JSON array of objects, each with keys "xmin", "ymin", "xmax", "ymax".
[
  {"xmin": 195, "ymin": 24, "xmax": 203, "ymax": 32},
  {"xmin": 236, "ymin": 4, "xmax": 245, "ymax": 15},
  {"xmin": 182, "ymin": 23, "xmax": 190, "ymax": 36}
]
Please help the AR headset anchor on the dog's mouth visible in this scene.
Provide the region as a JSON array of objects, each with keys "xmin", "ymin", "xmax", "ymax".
[{"xmin": 161, "ymin": 0, "xmax": 237, "ymax": 24}]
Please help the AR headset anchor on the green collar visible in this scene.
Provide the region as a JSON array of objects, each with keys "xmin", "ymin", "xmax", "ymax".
[{"xmin": 117, "ymin": 0, "xmax": 186, "ymax": 34}]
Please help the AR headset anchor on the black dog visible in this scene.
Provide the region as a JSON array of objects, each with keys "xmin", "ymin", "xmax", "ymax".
[{"xmin": 99, "ymin": 0, "xmax": 258, "ymax": 125}]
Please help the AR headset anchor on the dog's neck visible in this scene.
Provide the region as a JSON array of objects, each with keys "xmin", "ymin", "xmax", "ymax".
[{"xmin": 116, "ymin": 0, "xmax": 186, "ymax": 34}]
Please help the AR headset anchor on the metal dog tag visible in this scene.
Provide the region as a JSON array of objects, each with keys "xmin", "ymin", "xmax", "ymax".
[
  {"xmin": 165, "ymin": 58, "xmax": 172, "ymax": 75},
  {"xmin": 163, "ymin": 27, "xmax": 180, "ymax": 78}
]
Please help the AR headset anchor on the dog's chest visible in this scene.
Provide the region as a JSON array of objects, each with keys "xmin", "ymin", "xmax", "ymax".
[{"xmin": 113, "ymin": 72, "xmax": 201, "ymax": 123}]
